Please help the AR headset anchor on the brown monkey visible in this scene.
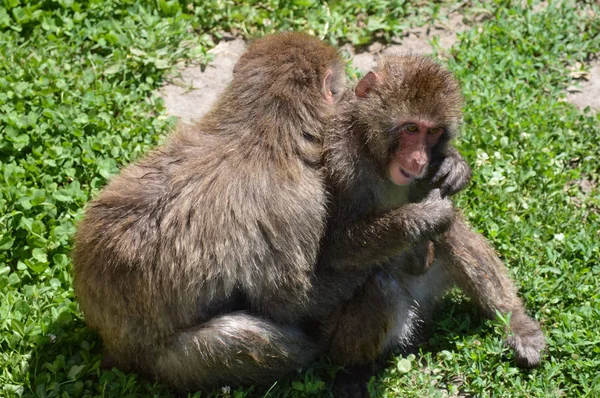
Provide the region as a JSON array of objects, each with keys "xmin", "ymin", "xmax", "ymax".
[
  {"xmin": 72, "ymin": 32, "xmax": 351, "ymax": 391},
  {"xmin": 317, "ymin": 55, "xmax": 545, "ymax": 392},
  {"xmin": 73, "ymin": 33, "xmax": 456, "ymax": 393}
]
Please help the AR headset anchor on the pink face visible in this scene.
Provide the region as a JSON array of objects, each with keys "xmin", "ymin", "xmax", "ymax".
[{"xmin": 388, "ymin": 120, "xmax": 444, "ymax": 185}]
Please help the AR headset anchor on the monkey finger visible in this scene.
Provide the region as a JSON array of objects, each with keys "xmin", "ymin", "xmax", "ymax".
[
  {"xmin": 440, "ymin": 175, "xmax": 461, "ymax": 196},
  {"xmin": 431, "ymin": 161, "xmax": 453, "ymax": 184},
  {"xmin": 440, "ymin": 164, "xmax": 471, "ymax": 196}
]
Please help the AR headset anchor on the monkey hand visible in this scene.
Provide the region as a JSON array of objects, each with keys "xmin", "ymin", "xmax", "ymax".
[
  {"xmin": 396, "ymin": 241, "xmax": 435, "ymax": 275},
  {"xmin": 430, "ymin": 148, "xmax": 472, "ymax": 197},
  {"xmin": 506, "ymin": 311, "xmax": 546, "ymax": 368},
  {"xmin": 409, "ymin": 188, "xmax": 455, "ymax": 239}
]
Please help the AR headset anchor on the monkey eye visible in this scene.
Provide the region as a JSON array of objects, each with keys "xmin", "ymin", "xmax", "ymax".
[
  {"xmin": 405, "ymin": 124, "xmax": 419, "ymax": 133},
  {"xmin": 428, "ymin": 127, "xmax": 444, "ymax": 135}
]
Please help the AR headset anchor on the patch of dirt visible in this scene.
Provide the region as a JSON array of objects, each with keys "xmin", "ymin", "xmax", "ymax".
[
  {"xmin": 383, "ymin": 13, "xmax": 469, "ymax": 56},
  {"xmin": 525, "ymin": 0, "xmax": 549, "ymax": 14},
  {"xmin": 420, "ymin": 366, "xmax": 472, "ymax": 398},
  {"xmin": 342, "ymin": 12, "xmax": 471, "ymax": 75},
  {"xmin": 350, "ymin": 51, "xmax": 376, "ymax": 75},
  {"xmin": 159, "ymin": 38, "xmax": 246, "ymax": 123},
  {"xmin": 563, "ymin": 177, "xmax": 598, "ymax": 223},
  {"xmin": 566, "ymin": 59, "xmax": 600, "ymax": 112},
  {"xmin": 159, "ymin": 12, "xmax": 475, "ymax": 122},
  {"xmin": 564, "ymin": 176, "xmax": 597, "ymax": 196},
  {"xmin": 160, "ymin": 2, "xmax": 591, "ymax": 124}
]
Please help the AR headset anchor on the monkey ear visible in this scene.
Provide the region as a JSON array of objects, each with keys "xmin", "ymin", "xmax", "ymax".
[
  {"xmin": 323, "ymin": 69, "xmax": 335, "ymax": 105},
  {"xmin": 355, "ymin": 71, "xmax": 380, "ymax": 98}
]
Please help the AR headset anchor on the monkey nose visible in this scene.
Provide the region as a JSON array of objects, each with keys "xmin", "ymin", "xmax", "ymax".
[{"xmin": 410, "ymin": 160, "xmax": 427, "ymax": 176}]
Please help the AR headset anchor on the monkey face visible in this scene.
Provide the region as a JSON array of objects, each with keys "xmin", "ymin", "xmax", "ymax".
[
  {"xmin": 386, "ymin": 121, "xmax": 445, "ymax": 185},
  {"xmin": 352, "ymin": 54, "xmax": 463, "ymax": 186}
]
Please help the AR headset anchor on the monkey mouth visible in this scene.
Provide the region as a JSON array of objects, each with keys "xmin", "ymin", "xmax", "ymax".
[
  {"xmin": 389, "ymin": 165, "xmax": 416, "ymax": 185},
  {"xmin": 399, "ymin": 168, "xmax": 416, "ymax": 180}
]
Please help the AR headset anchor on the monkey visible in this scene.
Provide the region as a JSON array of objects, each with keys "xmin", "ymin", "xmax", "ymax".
[
  {"xmin": 315, "ymin": 54, "xmax": 545, "ymax": 395},
  {"xmin": 73, "ymin": 33, "xmax": 540, "ymax": 394},
  {"xmin": 73, "ymin": 32, "xmax": 463, "ymax": 393},
  {"xmin": 72, "ymin": 32, "xmax": 354, "ymax": 391}
]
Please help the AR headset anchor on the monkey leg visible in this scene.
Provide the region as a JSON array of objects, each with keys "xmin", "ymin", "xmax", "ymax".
[
  {"xmin": 151, "ymin": 311, "xmax": 319, "ymax": 391},
  {"xmin": 321, "ymin": 270, "xmax": 420, "ymax": 365},
  {"xmin": 434, "ymin": 215, "xmax": 546, "ymax": 368},
  {"xmin": 320, "ymin": 270, "xmax": 419, "ymax": 398}
]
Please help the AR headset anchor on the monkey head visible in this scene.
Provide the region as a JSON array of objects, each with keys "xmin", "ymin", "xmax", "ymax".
[
  {"xmin": 231, "ymin": 32, "xmax": 346, "ymax": 123},
  {"xmin": 354, "ymin": 54, "xmax": 464, "ymax": 186}
]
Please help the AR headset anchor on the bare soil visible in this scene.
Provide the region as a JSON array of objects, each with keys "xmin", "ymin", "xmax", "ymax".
[
  {"xmin": 565, "ymin": 60, "xmax": 600, "ymax": 113},
  {"xmin": 159, "ymin": 39, "xmax": 246, "ymax": 123},
  {"xmin": 159, "ymin": 8, "xmax": 599, "ymax": 122},
  {"xmin": 159, "ymin": 12, "xmax": 471, "ymax": 122}
]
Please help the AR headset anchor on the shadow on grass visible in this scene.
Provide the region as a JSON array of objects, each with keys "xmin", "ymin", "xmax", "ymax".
[
  {"xmin": 23, "ymin": 295, "xmax": 503, "ymax": 398},
  {"xmin": 422, "ymin": 295, "xmax": 491, "ymax": 355},
  {"xmin": 23, "ymin": 313, "xmax": 340, "ymax": 398},
  {"xmin": 23, "ymin": 315, "xmax": 177, "ymax": 398}
]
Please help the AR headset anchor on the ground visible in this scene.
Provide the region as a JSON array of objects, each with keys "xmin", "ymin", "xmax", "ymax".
[
  {"xmin": 160, "ymin": 10, "xmax": 471, "ymax": 121},
  {"xmin": 566, "ymin": 60, "xmax": 600, "ymax": 111},
  {"xmin": 160, "ymin": 8, "xmax": 599, "ymax": 122}
]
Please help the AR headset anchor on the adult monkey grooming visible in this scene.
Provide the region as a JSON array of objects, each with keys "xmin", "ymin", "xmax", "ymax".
[
  {"xmin": 72, "ymin": 32, "xmax": 350, "ymax": 391},
  {"xmin": 318, "ymin": 55, "xmax": 545, "ymax": 388}
]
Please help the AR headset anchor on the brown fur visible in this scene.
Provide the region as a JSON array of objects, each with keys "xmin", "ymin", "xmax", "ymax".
[
  {"xmin": 319, "ymin": 55, "xmax": 466, "ymax": 273},
  {"xmin": 72, "ymin": 32, "xmax": 346, "ymax": 391},
  {"xmin": 318, "ymin": 55, "xmax": 545, "ymax": 386}
]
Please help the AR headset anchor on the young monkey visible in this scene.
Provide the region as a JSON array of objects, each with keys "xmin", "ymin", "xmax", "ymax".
[{"xmin": 318, "ymin": 55, "xmax": 545, "ymax": 394}]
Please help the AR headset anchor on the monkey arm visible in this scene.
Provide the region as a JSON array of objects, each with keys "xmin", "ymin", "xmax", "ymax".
[
  {"xmin": 319, "ymin": 196, "xmax": 454, "ymax": 271},
  {"xmin": 435, "ymin": 214, "xmax": 546, "ymax": 367}
]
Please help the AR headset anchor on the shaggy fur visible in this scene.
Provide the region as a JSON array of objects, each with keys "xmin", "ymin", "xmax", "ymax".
[
  {"xmin": 318, "ymin": 55, "xmax": 545, "ymax": 378},
  {"xmin": 72, "ymin": 32, "xmax": 346, "ymax": 391}
]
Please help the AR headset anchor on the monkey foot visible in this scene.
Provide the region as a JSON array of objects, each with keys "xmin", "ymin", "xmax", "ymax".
[
  {"xmin": 333, "ymin": 364, "xmax": 373, "ymax": 398},
  {"xmin": 506, "ymin": 312, "xmax": 546, "ymax": 368}
]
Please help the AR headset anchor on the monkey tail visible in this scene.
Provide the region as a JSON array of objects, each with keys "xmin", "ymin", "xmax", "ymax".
[{"xmin": 150, "ymin": 311, "xmax": 319, "ymax": 391}]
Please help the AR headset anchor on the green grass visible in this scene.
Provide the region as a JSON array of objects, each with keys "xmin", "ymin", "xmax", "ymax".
[{"xmin": 1, "ymin": 0, "xmax": 599, "ymax": 397}]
